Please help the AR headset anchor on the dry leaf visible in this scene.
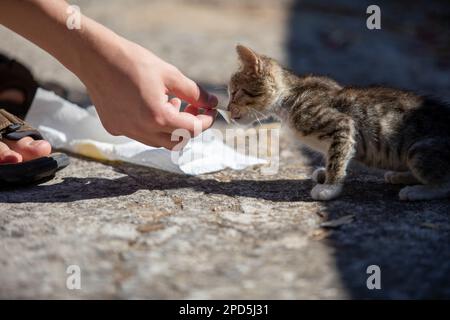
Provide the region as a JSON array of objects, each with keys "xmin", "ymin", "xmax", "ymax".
[
  {"xmin": 420, "ymin": 223, "xmax": 450, "ymax": 231},
  {"xmin": 310, "ymin": 228, "xmax": 332, "ymax": 240},
  {"xmin": 172, "ymin": 196, "xmax": 184, "ymax": 209},
  {"xmin": 136, "ymin": 223, "xmax": 165, "ymax": 233},
  {"xmin": 421, "ymin": 222, "xmax": 440, "ymax": 229},
  {"xmin": 319, "ymin": 215, "xmax": 355, "ymax": 229},
  {"xmin": 315, "ymin": 211, "xmax": 328, "ymax": 218}
]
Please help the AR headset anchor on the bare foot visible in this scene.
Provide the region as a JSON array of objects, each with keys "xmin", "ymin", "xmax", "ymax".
[
  {"xmin": 0, "ymin": 89, "xmax": 52, "ymax": 164},
  {"xmin": 0, "ymin": 137, "xmax": 52, "ymax": 164}
]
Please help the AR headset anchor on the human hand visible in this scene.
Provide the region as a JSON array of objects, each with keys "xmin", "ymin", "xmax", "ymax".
[{"xmin": 81, "ymin": 38, "xmax": 218, "ymax": 150}]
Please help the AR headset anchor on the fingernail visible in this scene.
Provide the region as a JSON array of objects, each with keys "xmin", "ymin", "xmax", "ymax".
[{"xmin": 207, "ymin": 94, "xmax": 218, "ymax": 108}]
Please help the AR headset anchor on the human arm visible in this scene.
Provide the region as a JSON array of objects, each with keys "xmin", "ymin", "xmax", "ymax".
[{"xmin": 0, "ymin": 0, "xmax": 218, "ymax": 149}]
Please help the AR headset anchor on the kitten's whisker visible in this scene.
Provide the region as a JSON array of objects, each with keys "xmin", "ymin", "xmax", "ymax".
[
  {"xmin": 250, "ymin": 107, "xmax": 269, "ymax": 119},
  {"xmin": 251, "ymin": 109, "xmax": 262, "ymax": 127}
]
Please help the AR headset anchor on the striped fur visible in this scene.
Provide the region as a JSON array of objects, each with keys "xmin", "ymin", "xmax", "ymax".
[{"xmin": 228, "ymin": 45, "xmax": 450, "ymax": 201}]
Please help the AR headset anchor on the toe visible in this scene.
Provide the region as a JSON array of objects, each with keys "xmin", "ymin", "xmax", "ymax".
[
  {"xmin": 0, "ymin": 89, "xmax": 25, "ymax": 105},
  {"xmin": 0, "ymin": 141, "xmax": 22, "ymax": 164},
  {"xmin": 3, "ymin": 136, "xmax": 52, "ymax": 162}
]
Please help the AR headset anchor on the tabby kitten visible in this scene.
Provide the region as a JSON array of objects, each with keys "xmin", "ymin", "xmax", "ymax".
[{"xmin": 228, "ymin": 45, "xmax": 450, "ymax": 201}]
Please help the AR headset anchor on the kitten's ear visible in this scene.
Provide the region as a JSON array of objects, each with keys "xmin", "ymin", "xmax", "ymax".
[{"xmin": 236, "ymin": 44, "xmax": 263, "ymax": 74}]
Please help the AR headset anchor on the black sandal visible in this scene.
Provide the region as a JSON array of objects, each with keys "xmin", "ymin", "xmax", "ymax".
[
  {"xmin": 0, "ymin": 109, "xmax": 69, "ymax": 186},
  {"xmin": 0, "ymin": 54, "xmax": 69, "ymax": 187}
]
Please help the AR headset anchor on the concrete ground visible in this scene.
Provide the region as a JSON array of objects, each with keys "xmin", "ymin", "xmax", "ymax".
[{"xmin": 0, "ymin": 0, "xmax": 449, "ymax": 299}]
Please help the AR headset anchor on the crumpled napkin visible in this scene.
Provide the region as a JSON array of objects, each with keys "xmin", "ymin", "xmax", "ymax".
[{"xmin": 25, "ymin": 89, "xmax": 266, "ymax": 175}]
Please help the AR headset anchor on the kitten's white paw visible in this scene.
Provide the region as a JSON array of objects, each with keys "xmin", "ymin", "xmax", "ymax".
[
  {"xmin": 312, "ymin": 167, "xmax": 326, "ymax": 184},
  {"xmin": 384, "ymin": 171, "xmax": 398, "ymax": 184},
  {"xmin": 310, "ymin": 184, "xmax": 343, "ymax": 201},
  {"xmin": 399, "ymin": 186, "xmax": 418, "ymax": 201},
  {"xmin": 399, "ymin": 185, "xmax": 448, "ymax": 201},
  {"xmin": 385, "ymin": 171, "xmax": 419, "ymax": 185}
]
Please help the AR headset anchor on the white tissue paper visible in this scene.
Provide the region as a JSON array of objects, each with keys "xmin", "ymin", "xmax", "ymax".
[{"xmin": 25, "ymin": 89, "xmax": 266, "ymax": 175}]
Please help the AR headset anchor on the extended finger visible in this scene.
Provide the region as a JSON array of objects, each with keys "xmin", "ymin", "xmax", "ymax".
[
  {"xmin": 160, "ymin": 106, "xmax": 216, "ymax": 136},
  {"xmin": 165, "ymin": 69, "xmax": 218, "ymax": 109},
  {"xmin": 3, "ymin": 136, "xmax": 52, "ymax": 162}
]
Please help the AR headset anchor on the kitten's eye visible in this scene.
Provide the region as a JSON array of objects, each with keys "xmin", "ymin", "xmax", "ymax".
[{"xmin": 242, "ymin": 89, "xmax": 263, "ymax": 98}]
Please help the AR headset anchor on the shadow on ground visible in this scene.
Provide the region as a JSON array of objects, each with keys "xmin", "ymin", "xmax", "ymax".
[
  {"xmin": 285, "ymin": 0, "xmax": 450, "ymax": 298},
  {"xmin": 0, "ymin": 157, "xmax": 449, "ymax": 298},
  {"xmin": 0, "ymin": 165, "xmax": 401, "ymax": 204}
]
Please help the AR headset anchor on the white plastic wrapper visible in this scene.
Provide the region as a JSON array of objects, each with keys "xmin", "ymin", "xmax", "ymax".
[{"xmin": 25, "ymin": 89, "xmax": 266, "ymax": 175}]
